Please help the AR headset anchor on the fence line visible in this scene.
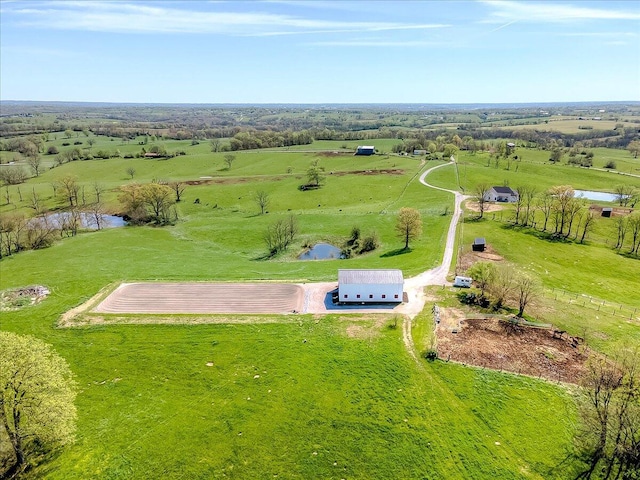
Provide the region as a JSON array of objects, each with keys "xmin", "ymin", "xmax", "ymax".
[{"xmin": 542, "ymin": 287, "xmax": 638, "ymax": 320}]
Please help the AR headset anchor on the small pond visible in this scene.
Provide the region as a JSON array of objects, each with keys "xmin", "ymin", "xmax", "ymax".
[
  {"xmin": 298, "ymin": 243, "xmax": 343, "ymax": 260},
  {"xmin": 42, "ymin": 213, "xmax": 126, "ymax": 229},
  {"xmin": 574, "ymin": 190, "xmax": 618, "ymax": 202}
]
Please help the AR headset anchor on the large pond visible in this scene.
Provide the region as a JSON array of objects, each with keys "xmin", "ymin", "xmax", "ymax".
[
  {"xmin": 41, "ymin": 213, "xmax": 126, "ymax": 229},
  {"xmin": 574, "ymin": 190, "xmax": 618, "ymax": 202},
  {"xmin": 298, "ymin": 243, "xmax": 343, "ymax": 260}
]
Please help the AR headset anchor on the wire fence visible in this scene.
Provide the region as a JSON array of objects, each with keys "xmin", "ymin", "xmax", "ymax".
[{"xmin": 542, "ymin": 287, "xmax": 639, "ymax": 321}]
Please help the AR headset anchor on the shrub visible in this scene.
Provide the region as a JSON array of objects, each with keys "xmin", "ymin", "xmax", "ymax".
[
  {"xmin": 424, "ymin": 349, "xmax": 438, "ymax": 361},
  {"xmin": 359, "ymin": 233, "xmax": 379, "ymax": 253},
  {"xmin": 604, "ymin": 160, "xmax": 617, "ymax": 169},
  {"xmin": 46, "ymin": 146, "xmax": 59, "ymax": 155}
]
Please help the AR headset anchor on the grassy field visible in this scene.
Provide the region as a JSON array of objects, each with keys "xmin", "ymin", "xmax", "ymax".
[{"xmin": 1, "ymin": 137, "xmax": 639, "ymax": 478}]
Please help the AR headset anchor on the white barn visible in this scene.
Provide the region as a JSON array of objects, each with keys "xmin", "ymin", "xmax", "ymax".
[{"xmin": 338, "ymin": 269, "xmax": 404, "ymax": 303}]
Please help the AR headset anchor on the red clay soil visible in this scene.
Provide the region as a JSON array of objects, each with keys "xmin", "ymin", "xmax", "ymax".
[{"xmin": 437, "ymin": 318, "xmax": 589, "ymax": 384}]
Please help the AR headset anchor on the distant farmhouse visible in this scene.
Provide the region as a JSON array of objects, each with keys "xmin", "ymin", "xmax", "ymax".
[
  {"xmin": 355, "ymin": 146, "xmax": 375, "ymax": 156},
  {"xmin": 338, "ymin": 269, "xmax": 403, "ymax": 303},
  {"xmin": 484, "ymin": 186, "xmax": 519, "ymax": 203}
]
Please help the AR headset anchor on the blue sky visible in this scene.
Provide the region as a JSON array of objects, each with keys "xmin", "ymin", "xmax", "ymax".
[{"xmin": 1, "ymin": 0, "xmax": 639, "ymax": 104}]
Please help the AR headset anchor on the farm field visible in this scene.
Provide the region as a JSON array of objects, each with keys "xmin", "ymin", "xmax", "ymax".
[{"xmin": 1, "ymin": 106, "xmax": 639, "ymax": 478}]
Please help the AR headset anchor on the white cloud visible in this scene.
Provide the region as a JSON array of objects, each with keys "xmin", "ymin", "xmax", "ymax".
[
  {"xmin": 306, "ymin": 40, "xmax": 442, "ymax": 47},
  {"xmin": 2, "ymin": 1, "xmax": 449, "ymax": 35},
  {"xmin": 481, "ymin": 0, "xmax": 640, "ymax": 23}
]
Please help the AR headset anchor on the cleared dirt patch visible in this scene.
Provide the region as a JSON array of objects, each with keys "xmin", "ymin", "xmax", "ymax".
[
  {"xmin": 465, "ymin": 201, "xmax": 504, "ymax": 213},
  {"xmin": 458, "ymin": 245, "xmax": 505, "ymax": 272},
  {"xmin": 332, "ymin": 169, "xmax": 404, "ymax": 176},
  {"xmin": 93, "ymin": 282, "xmax": 304, "ymax": 315},
  {"xmin": 437, "ymin": 317, "xmax": 589, "ymax": 384}
]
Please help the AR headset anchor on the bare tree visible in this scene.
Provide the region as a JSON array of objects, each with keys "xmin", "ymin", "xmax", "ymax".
[
  {"xmin": 549, "ymin": 185, "xmax": 575, "ymax": 236},
  {"xmin": 627, "ymin": 212, "xmax": 640, "ymax": 256},
  {"xmin": 93, "ymin": 181, "xmax": 104, "ymax": 203},
  {"xmin": 536, "ymin": 191, "xmax": 554, "ymax": 232},
  {"xmin": 578, "ymin": 210, "xmax": 596, "ymax": 244},
  {"xmin": 575, "ymin": 350, "xmax": 640, "ymax": 480},
  {"xmin": 169, "ymin": 181, "xmax": 186, "ymax": 203},
  {"xmin": 264, "ymin": 215, "xmax": 298, "ymax": 255},
  {"xmin": 254, "ymin": 190, "xmax": 270, "ymax": 215},
  {"xmin": 613, "ymin": 185, "xmax": 636, "ymax": 207},
  {"xmin": 0, "ymin": 166, "xmax": 28, "ymax": 186},
  {"xmin": 126, "ymin": 167, "xmax": 136, "ymax": 179},
  {"xmin": 521, "ymin": 186, "xmax": 537, "ymax": 227},
  {"xmin": 27, "ymin": 154, "xmax": 43, "ymax": 177},
  {"xmin": 0, "ymin": 214, "xmax": 27, "ymax": 257},
  {"xmin": 87, "ymin": 202, "xmax": 106, "ymax": 230},
  {"xmin": 57, "ymin": 176, "xmax": 80, "ymax": 208},
  {"xmin": 614, "ymin": 216, "xmax": 628, "ymax": 251},
  {"xmin": 514, "ymin": 273, "xmax": 538, "ymax": 317},
  {"xmin": 474, "ymin": 183, "xmax": 491, "ymax": 219}
]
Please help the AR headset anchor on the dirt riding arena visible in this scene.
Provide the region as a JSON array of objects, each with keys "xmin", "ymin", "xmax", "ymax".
[{"xmin": 94, "ymin": 283, "xmax": 304, "ymax": 315}]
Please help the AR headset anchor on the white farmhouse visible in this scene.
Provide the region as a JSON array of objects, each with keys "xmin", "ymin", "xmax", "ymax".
[
  {"xmin": 338, "ymin": 269, "xmax": 404, "ymax": 303},
  {"xmin": 484, "ymin": 186, "xmax": 519, "ymax": 203}
]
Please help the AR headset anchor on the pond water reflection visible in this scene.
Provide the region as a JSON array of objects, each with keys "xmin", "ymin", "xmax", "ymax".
[{"xmin": 298, "ymin": 243, "xmax": 343, "ymax": 260}]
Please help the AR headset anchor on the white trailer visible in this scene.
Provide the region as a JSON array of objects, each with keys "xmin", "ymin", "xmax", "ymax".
[{"xmin": 453, "ymin": 276, "xmax": 473, "ymax": 288}]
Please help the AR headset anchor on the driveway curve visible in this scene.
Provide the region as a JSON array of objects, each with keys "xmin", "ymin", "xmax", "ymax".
[{"xmin": 91, "ymin": 161, "xmax": 468, "ymax": 322}]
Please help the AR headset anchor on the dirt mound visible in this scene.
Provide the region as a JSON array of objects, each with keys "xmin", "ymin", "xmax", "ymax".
[
  {"xmin": 0, "ymin": 285, "xmax": 50, "ymax": 311},
  {"xmin": 437, "ymin": 317, "xmax": 589, "ymax": 384}
]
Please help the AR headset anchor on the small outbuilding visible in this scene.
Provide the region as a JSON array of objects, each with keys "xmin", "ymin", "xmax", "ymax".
[
  {"xmin": 484, "ymin": 186, "xmax": 519, "ymax": 203},
  {"xmin": 472, "ymin": 238, "xmax": 486, "ymax": 252},
  {"xmin": 338, "ymin": 269, "xmax": 403, "ymax": 303},
  {"xmin": 413, "ymin": 149, "xmax": 427, "ymax": 156},
  {"xmin": 601, "ymin": 207, "xmax": 613, "ymax": 218},
  {"xmin": 355, "ymin": 146, "xmax": 375, "ymax": 156}
]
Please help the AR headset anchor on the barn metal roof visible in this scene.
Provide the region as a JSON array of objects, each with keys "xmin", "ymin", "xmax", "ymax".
[{"xmin": 338, "ymin": 269, "xmax": 404, "ymax": 285}]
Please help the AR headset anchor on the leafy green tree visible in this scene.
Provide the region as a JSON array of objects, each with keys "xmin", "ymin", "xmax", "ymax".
[
  {"xmin": 396, "ymin": 207, "xmax": 422, "ymax": 250},
  {"xmin": 0, "ymin": 332, "xmax": 77, "ymax": 476},
  {"xmin": 224, "ymin": 154, "xmax": 236, "ymax": 169},
  {"xmin": 627, "ymin": 140, "xmax": 640, "ymax": 158},
  {"xmin": 466, "ymin": 261, "xmax": 496, "ymax": 298},
  {"xmin": 306, "ymin": 161, "xmax": 325, "ymax": 187}
]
